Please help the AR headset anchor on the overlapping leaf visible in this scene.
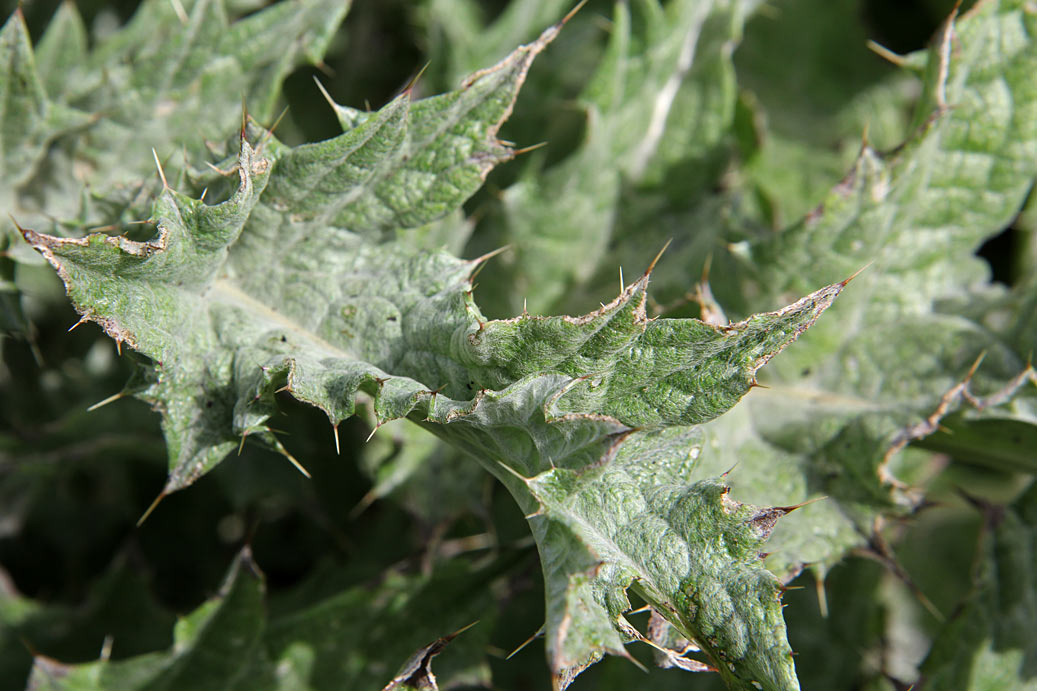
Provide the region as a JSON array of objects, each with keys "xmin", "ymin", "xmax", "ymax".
[
  {"xmin": 18, "ymin": 9, "xmax": 857, "ymax": 688},
  {"xmin": 0, "ymin": 0, "xmax": 352, "ymax": 360},
  {"xmin": 681, "ymin": 0, "xmax": 1037, "ymax": 580},
  {"xmin": 24, "ymin": 549, "xmax": 520, "ymax": 691},
  {"xmin": 19, "ymin": 1, "xmax": 1035, "ymax": 689},
  {"xmin": 470, "ymin": 0, "xmax": 762, "ymax": 315},
  {"xmin": 3, "ymin": 0, "xmax": 350, "ymax": 234}
]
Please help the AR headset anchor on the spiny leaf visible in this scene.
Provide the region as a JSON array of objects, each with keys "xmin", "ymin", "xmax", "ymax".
[
  {"xmin": 20, "ymin": 19, "xmax": 569, "ymax": 491},
  {"xmin": 20, "ymin": 11, "xmax": 850, "ymax": 687},
  {"xmin": 683, "ymin": 0, "xmax": 1037, "ymax": 580},
  {"xmin": 522, "ymin": 438, "xmax": 800, "ymax": 690},
  {"xmin": 22, "ymin": 551, "xmax": 514, "ymax": 691},
  {"xmin": 0, "ymin": 9, "xmax": 91, "ymax": 192},
  {"xmin": 2, "ymin": 0, "xmax": 351, "ymax": 239},
  {"xmin": 27, "ymin": 550, "xmax": 266, "ymax": 690},
  {"xmin": 484, "ymin": 0, "xmax": 761, "ymax": 314},
  {"xmin": 382, "ymin": 623, "xmax": 477, "ymax": 691}
]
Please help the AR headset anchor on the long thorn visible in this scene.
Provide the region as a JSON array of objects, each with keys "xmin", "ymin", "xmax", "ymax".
[
  {"xmin": 402, "ymin": 62, "xmax": 431, "ymax": 96},
  {"xmin": 561, "ymin": 0, "xmax": 589, "ymax": 25},
  {"xmin": 137, "ymin": 490, "xmax": 167, "ymax": 527},
  {"xmin": 645, "ymin": 238, "xmax": 673, "ymax": 276},
  {"xmin": 965, "ymin": 350, "xmax": 987, "ymax": 380},
  {"xmin": 313, "ymin": 76, "xmax": 338, "ymax": 111},
  {"xmin": 332, "ymin": 423, "xmax": 341, "ymax": 455},
  {"xmin": 87, "ymin": 391, "xmax": 124, "ymax": 412},
  {"xmin": 257, "ymin": 106, "xmax": 289, "ymax": 154},
  {"xmin": 205, "ymin": 160, "xmax": 238, "ymax": 177},
  {"xmin": 282, "ymin": 449, "xmax": 312, "ymax": 478},
  {"xmin": 169, "ymin": 0, "xmax": 188, "ymax": 24},
  {"xmin": 152, "ymin": 148, "xmax": 169, "ymax": 189},
  {"xmin": 815, "ymin": 572, "xmax": 829, "ymax": 618},
  {"xmin": 507, "ymin": 625, "xmax": 545, "ymax": 659},
  {"xmin": 240, "ymin": 95, "xmax": 249, "ymax": 142},
  {"xmin": 866, "ymin": 40, "xmax": 907, "ymax": 67},
  {"xmin": 467, "ymin": 245, "xmax": 511, "ymax": 270},
  {"xmin": 512, "ymin": 141, "xmax": 549, "ymax": 156},
  {"xmin": 349, "ymin": 489, "xmax": 378, "ymax": 519},
  {"xmin": 840, "ymin": 261, "xmax": 873, "ymax": 287}
]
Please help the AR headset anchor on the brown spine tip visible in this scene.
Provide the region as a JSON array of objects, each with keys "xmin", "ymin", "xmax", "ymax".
[
  {"xmin": 840, "ymin": 261, "xmax": 873, "ymax": 287},
  {"xmin": 965, "ymin": 350, "xmax": 987, "ymax": 380},
  {"xmin": 560, "ymin": 0, "xmax": 589, "ymax": 26},
  {"xmin": 240, "ymin": 95, "xmax": 249, "ymax": 142},
  {"xmin": 644, "ymin": 238, "xmax": 673, "ymax": 277},
  {"xmin": 512, "ymin": 141, "xmax": 549, "ymax": 157},
  {"xmin": 136, "ymin": 490, "xmax": 168, "ymax": 527}
]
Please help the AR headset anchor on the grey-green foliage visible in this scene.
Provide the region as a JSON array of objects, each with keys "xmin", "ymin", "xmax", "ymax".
[
  {"xmin": 21, "ymin": 13, "xmax": 849, "ymax": 684},
  {"xmin": 1, "ymin": 0, "xmax": 350, "ymax": 259},
  {"xmin": 474, "ymin": 0, "xmax": 761, "ymax": 315},
  {"xmin": 690, "ymin": 0, "xmax": 1037, "ymax": 580},
  {"xmin": 6, "ymin": 0, "xmax": 1037, "ymax": 690}
]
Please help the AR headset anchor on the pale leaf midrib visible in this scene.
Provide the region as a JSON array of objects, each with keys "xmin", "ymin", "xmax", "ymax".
[{"xmin": 208, "ymin": 278, "xmax": 357, "ymax": 361}]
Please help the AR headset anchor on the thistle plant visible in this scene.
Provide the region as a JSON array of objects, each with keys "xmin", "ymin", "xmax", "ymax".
[{"xmin": 1, "ymin": 1, "xmax": 1034, "ymax": 690}]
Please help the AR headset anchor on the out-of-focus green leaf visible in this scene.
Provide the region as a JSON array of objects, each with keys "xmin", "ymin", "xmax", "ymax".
[
  {"xmin": 480, "ymin": 0, "xmax": 760, "ymax": 315},
  {"xmin": 26, "ymin": 549, "xmax": 266, "ymax": 690},
  {"xmin": 2, "ymin": 557, "xmax": 175, "ymax": 689},
  {"xmin": 687, "ymin": 0, "xmax": 1037, "ymax": 580},
  {"xmin": 918, "ymin": 484, "xmax": 1037, "ymax": 690},
  {"xmin": 25, "ymin": 549, "xmax": 519, "ymax": 691}
]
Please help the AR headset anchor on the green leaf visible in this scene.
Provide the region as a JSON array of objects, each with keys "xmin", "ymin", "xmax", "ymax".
[
  {"xmin": 381, "ymin": 623, "xmax": 478, "ymax": 691},
  {"xmin": 684, "ymin": 0, "xmax": 1037, "ymax": 580},
  {"xmin": 480, "ymin": 0, "xmax": 760, "ymax": 314},
  {"xmin": 23, "ymin": 550, "xmax": 519, "ymax": 691},
  {"xmin": 1, "ymin": 556, "xmax": 176, "ymax": 686},
  {"xmin": 918, "ymin": 485, "xmax": 1037, "ymax": 690},
  {"xmin": 26, "ymin": 550, "xmax": 263, "ymax": 690},
  {"xmin": 518, "ymin": 435, "xmax": 800, "ymax": 690},
  {"xmin": 21, "ymin": 23, "xmax": 568, "ymax": 491},
  {"xmin": 19, "ymin": 12, "xmax": 855, "ymax": 687},
  {"xmin": 0, "ymin": 8, "xmax": 91, "ymax": 197},
  {"xmin": 2, "ymin": 0, "xmax": 351, "ymax": 235}
]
